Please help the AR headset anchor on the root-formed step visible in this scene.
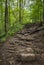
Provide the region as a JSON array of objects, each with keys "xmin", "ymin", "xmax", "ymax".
[
  {"xmin": 6, "ymin": 50, "xmax": 15, "ymax": 53},
  {"xmin": 16, "ymin": 34, "xmax": 34, "ymax": 39},
  {"xmin": 15, "ymin": 48, "xmax": 41, "ymax": 62}
]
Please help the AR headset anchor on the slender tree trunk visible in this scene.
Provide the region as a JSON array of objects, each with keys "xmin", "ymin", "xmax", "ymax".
[
  {"xmin": 19, "ymin": 0, "xmax": 22, "ymax": 22},
  {"xmin": 19, "ymin": 0, "xmax": 23, "ymax": 23},
  {"xmin": 5, "ymin": 0, "xmax": 8, "ymax": 33},
  {"xmin": 43, "ymin": 0, "xmax": 44, "ymax": 23}
]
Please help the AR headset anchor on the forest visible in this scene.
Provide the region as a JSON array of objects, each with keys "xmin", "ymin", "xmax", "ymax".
[
  {"xmin": 0, "ymin": 0, "xmax": 43, "ymax": 41},
  {"xmin": 0, "ymin": 0, "xmax": 44, "ymax": 65}
]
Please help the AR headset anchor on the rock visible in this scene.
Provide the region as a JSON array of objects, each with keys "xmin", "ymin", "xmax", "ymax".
[
  {"xmin": 0, "ymin": 60, "xmax": 4, "ymax": 65},
  {"xmin": 35, "ymin": 54, "xmax": 40, "ymax": 60},
  {"xmin": 16, "ymin": 53, "xmax": 35, "ymax": 61},
  {"xmin": 41, "ymin": 53, "xmax": 44, "ymax": 59},
  {"xmin": 26, "ymin": 48, "xmax": 34, "ymax": 53}
]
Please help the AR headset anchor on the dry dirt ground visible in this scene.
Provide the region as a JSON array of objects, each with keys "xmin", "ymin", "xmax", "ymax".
[{"xmin": 0, "ymin": 23, "xmax": 44, "ymax": 65}]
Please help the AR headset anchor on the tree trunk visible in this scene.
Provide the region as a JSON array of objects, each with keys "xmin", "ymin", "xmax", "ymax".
[
  {"xmin": 5, "ymin": 0, "xmax": 8, "ymax": 33},
  {"xmin": 19, "ymin": 0, "xmax": 22, "ymax": 22}
]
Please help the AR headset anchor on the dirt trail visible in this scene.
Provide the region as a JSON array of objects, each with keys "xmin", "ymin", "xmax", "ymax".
[{"xmin": 0, "ymin": 24, "xmax": 44, "ymax": 65}]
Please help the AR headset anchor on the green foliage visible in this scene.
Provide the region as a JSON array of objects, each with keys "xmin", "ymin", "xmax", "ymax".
[{"xmin": 8, "ymin": 22, "xmax": 24, "ymax": 35}]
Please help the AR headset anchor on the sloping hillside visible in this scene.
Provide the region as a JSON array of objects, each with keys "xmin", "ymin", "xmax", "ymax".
[{"xmin": 0, "ymin": 23, "xmax": 44, "ymax": 65}]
